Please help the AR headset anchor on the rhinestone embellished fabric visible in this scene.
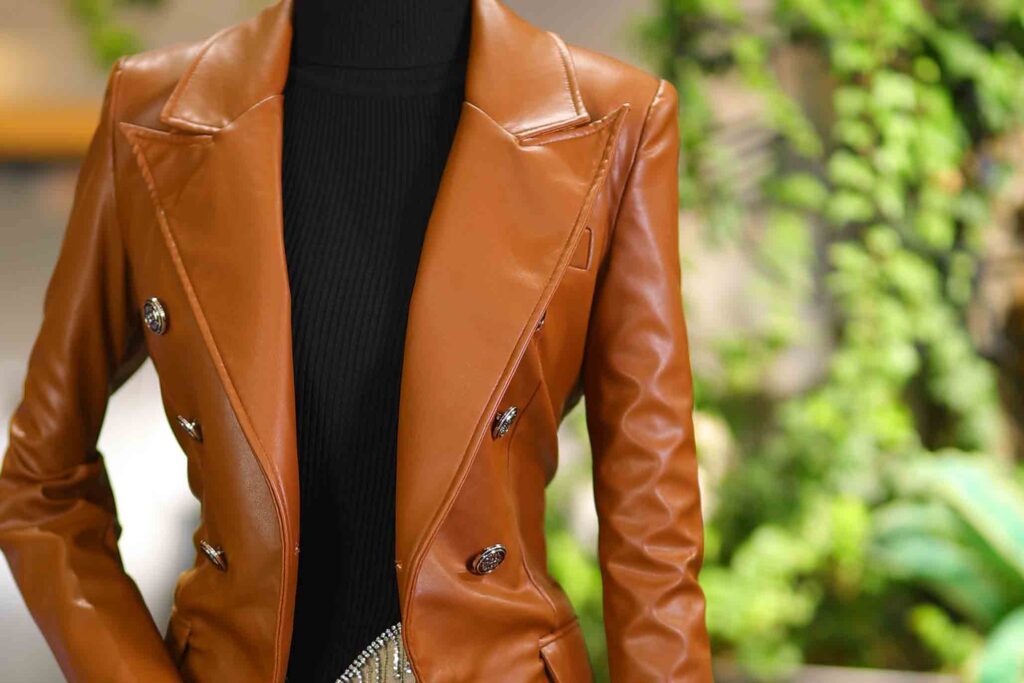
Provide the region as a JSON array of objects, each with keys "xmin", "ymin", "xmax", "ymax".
[{"xmin": 334, "ymin": 622, "xmax": 416, "ymax": 682}]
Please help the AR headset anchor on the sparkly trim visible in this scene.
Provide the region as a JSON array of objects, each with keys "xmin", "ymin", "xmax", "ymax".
[{"xmin": 335, "ymin": 622, "xmax": 415, "ymax": 682}]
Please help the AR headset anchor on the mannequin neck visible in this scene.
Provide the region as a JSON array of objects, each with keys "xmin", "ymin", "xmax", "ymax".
[{"xmin": 290, "ymin": 0, "xmax": 472, "ymax": 69}]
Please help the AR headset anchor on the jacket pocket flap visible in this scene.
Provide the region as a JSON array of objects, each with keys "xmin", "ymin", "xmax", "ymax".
[
  {"xmin": 164, "ymin": 611, "xmax": 192, "ymax": 668},
  {"xmin": 539, "ymin": 618, "xmax": 593, "ymax": 683}
]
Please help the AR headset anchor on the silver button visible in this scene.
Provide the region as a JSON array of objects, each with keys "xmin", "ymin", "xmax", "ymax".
[
  {"xmin": 142, "ymin": 297, "xmax": 168, "ymax": 335},
  {"xmin": 176, "ymin": 415, "xmax": 202, "ymax": 442},
  {"xmin": 470, "ymin": 544, "xmax": 507, "ymax": 575},
  {"xmin": 492, "ymin": 406, "xmax": 518, "ymax": 439},
  {"xmin": 536, "ymin": 311, "xmax": 546, "ymax": 332},
  {"xmin": 199, "ymin": 539, "xmax": 227, "ymax": 571}
]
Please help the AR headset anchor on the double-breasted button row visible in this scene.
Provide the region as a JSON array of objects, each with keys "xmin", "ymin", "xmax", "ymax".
[
  {"xmin": 144, "ymin": 298, "xmax": 207, "ymax": 444},
  {"xmin": 473, "ymin": 311, "xmax": 549, "ymax": 574},
  {"xmin": 483, "ymin": 401, "xmax": 518, "ymax": 572},
  {"xmin": 144, "ymin": 295, "xmax": 225, "ymax": 572}
]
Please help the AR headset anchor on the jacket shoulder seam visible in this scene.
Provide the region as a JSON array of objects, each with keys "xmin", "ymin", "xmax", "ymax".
[
  {"xmin": 108, "ymin": 57, "xmax": 128, "ymax": 251},
  {"xmin": 606, "ymin": 78, "xmax": 668, "ymax": 246},
  {"xmin": 160, "ymin": 26, "xmax": 232, "ymax": 122}
]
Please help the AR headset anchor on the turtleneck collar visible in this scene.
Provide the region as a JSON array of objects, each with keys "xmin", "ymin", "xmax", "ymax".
[{"xmin": 289, "ymin": 0, "xmax": 472, "ymax": 69}]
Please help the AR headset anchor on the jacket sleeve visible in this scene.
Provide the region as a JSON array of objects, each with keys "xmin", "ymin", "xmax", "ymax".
[
  {"xmin": 0, "ymin": 58, "xmax": 181, "ymax": 682},
  {"xmin": 581, "ymin": 79, "xmax": 713, "ymax": 682}
]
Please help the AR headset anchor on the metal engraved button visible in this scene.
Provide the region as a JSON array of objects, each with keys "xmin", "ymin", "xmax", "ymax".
[
  {"xmin": 491, "ymin": 406, "xmax": 518, "ymax": 439},
  {"xmin": 470, "ymin": 544, "xmax": 507, "ymax": 575},
  {"xmin": 176, "ymin": 415, "xmax": 203, "ymax": 442},
  {"xmin": 199, "ymin": 539, "xmax": 227, "ymax": 571},
  {"xmin": 142, "ymin": 297, "xmax": 168, "ymax": 335}
]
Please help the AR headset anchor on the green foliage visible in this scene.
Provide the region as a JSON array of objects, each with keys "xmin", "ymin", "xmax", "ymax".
[
  {"xmin": 874, "ymin": 455, "xmax": 1024, "ymax": 679},
  {"xmin": 546, "ymin": 407, "xmax": 611, "ymax": 680},
  {"xmin": 627, "ymin": 0, "xmax": 1024, "ymax": 678},
  {"xmin": 980, "ymin": 606, "xmax": 1024, "ymax": 683},
  {"xmin": 67, "ymin": 0, "xmax": 162, "ymax": 66},
  {"xmin": 702, "ymin": 494, "xmax": 871, "ymax": 677},
  {"xmin": 908, "ymin": 604, "xmax": 981, "ymax": 672}
]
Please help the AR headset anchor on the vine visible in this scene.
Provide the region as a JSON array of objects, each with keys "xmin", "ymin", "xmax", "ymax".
[{"xmin": 638, "ymin": 0, "xmax": 1024, "ymax": 677}]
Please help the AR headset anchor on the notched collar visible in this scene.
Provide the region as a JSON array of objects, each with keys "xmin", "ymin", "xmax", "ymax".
[{"xmin": 158, "ymin": 0, "xmax": 591, "ymax": 138}]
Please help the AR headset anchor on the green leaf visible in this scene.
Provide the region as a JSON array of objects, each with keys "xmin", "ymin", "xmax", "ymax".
[
  {"xmin": 834, "ymin": 85, "xmax": 871, "ymax": 118},
  {"xmin": 979, "ymin": 606, "xmax": 1024, "ymax": 683},
  {"xmin": 914, "ymin": 210, "xmax": 956, "ymax": 250},
  {"xmin": 872, "ymin": 503, "xmax": 1016, "ymax": 626},
  {"xmin": 871, "ymin": 71, "xmax": 918, "ymax": 111},
  {"xmin": 904, "ymin": 456, "xmax": 1024, "ymax": 579},
  {"xmin": 829, "ymin": 151, "xmax": 876, "ymax": 192},
  {"xmin": 909, "ymin": 604, "xmax": 982, "ymax": 669},
  {"xmin": 766, "ymin": 173, "xmax": 829, "ymax": 211},
  {"xmin": 826, "ymin": 190, "xmax": 876, "ymax": 224}
]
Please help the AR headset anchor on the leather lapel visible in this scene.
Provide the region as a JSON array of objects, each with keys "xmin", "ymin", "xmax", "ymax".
[
  {"xmin": 117, "ymin": 0, "xmax": 301, "ymax": 580},
  {"xmin": 390, "ymin": 0, "xmax": 630, "ymax": 607},
  {"xmin": 118, "ymin": 96, "xmax": 300, "ymax": 551},
  {"xmin": 116, "ymin": 0, "xmax": 629, "ymax": 630},
  {"xmin": 394, "ymin": 103, "xmax": 628, "ymax": 603}
]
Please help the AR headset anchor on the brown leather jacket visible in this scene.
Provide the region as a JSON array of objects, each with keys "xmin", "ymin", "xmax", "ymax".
[{"xmin": 0, "ymin": 0, "xmax": 712, "ymax": 680}]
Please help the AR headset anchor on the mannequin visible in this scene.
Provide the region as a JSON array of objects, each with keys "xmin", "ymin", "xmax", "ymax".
[
  {"xmin": 0, "ymin": 0, "xmax": 714, "ymax": 677},
  {"xmin": 281, "ymin": 0, "xmax": 471, "ymax": 680}
]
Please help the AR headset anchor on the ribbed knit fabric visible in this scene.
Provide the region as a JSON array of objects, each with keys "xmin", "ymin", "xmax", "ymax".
[{"xmin": 281, "ymin": 1, "xmax": 470, "ymax": 680}]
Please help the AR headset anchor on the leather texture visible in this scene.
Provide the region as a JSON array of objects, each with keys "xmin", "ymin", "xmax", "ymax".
[{"xmin": 0, "ymin": 0, "xmax": 713, "ymax": 680}]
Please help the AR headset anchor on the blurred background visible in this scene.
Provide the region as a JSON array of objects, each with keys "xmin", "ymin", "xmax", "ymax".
[{"xmin": 3, "ymin": 0, "xmax": 1024, "ymax": 681}]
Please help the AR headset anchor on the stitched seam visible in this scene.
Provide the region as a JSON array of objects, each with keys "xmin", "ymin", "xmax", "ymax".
[
  {"xmin": 118, "ymin": 122, "xmax": 213, "ymax": 145},
  {"xmin": 512, "ymin": 112, "xmax": 589, "ymax": 139},
  {"xmin": 549, "ymin": 33, "xmax": 585, "ymax": 116},
  {"xmin": 539, "ymin": 615, "xmax": 581, "ymax": 648},
  {"xmin": 463, "ymin": 101, "xmax": 519, "ymax": 142},
  {"xmin": 235, "ymin": 93, "xmax": 284, "ymax": 122},
  {"xmin": 605, "ymin": 78, "xmax": 667, "ymax": 253},
  {"xmin": 106, "ymin": 57, "xmax": 150, "ymax": 378},
  {"xmin": 158, "ymin": 92, "xmax": 284, "ymax": 138},
  {"xmin": 401, "ymin": 106, "xmax": 627, "ymax": 676},
  {"xmin": 538, "ymin": 615, "xmax": 584, "ymax": 683},
  {"xmin": 173, "ymin": 93, "xmax": 299, "ymax": 682},
  {"xmin": 162, "ymin": 24, "xmax": 232, "ymax": 118},
  {"xmin": 568, "ymin": 226, "xmax": 593, "ymax": 270},
  {"xmin": 119, "ymin": 128, "xmax": 291, "ymax": 682},
  {"xmin": 547, "ymin": 32, "xmax": 577, "ymax": 117},
  {"xmin": 504, "ymin": 378, "xmax": 559, "ymax": 621},
  {"xmin": 108, "ymin": 57, "xmax": 126, "ymax": 247},
  {"xmin": 161, "ymin": 117, "xmax": 220, "ymax": 134},
  {"xmin": 507, "ymin": 33, "xmax": 587, "ymax": 140},
  {"xmin": 519, "ymin": 105, "xmax": 626, "ymax": 147},
  {"xmin": 579, "ymin": 79, "xmax": 666, "ymax": 440}
]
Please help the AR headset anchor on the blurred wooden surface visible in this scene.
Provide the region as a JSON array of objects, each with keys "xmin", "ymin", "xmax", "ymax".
[
  {"xmin": 716, "ymin": 662, "xmax": 960, "ymax": 683},
  {"xmin": 0, "ymin": 104, "xmax": 98, "ymax": 159}
]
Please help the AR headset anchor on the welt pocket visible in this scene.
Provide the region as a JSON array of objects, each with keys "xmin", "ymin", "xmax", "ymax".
[{"xmin": 569, "ymin": 226, "xmax": 593, "ymax": 270}]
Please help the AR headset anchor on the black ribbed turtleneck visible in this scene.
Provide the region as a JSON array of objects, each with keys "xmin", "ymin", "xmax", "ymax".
[
  {"xmin": 281, "ymin": 1, "xmax": 470, "ymax": 680},
  {"xmin": 290, "ymin": 0, "xmax": 472, "ymax": 68}
]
